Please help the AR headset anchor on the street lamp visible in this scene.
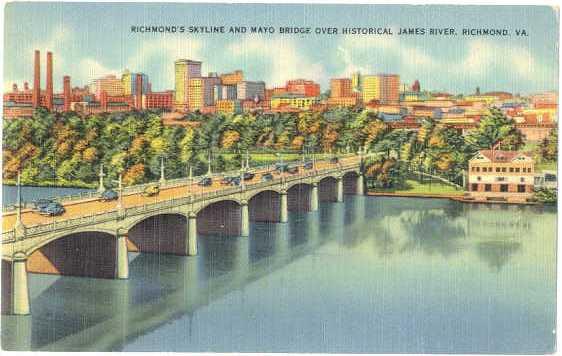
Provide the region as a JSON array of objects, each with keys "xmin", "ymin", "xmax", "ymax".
[
  {"xmin": 97, "ymin": 164, "xmax": 105, "ymax": 192},
  {"xmin": 207, "ymin": 150, "xmax": 212, "ymax": 176}
]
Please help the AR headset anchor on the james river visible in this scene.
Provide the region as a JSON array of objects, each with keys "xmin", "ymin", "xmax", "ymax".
[{"xmin": 1, "ymin": 186, "xmax": 556, "ymax": 353}]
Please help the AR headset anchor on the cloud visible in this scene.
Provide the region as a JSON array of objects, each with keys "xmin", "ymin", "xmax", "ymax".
[{"xmin": 226, "ymin": 36, "xmax": 326, "ymax": 87}]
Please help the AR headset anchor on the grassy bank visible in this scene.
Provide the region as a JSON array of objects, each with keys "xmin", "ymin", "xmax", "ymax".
[{"xmin": 369, "ymin": 179, "xmax": 464, "ymax": 196}]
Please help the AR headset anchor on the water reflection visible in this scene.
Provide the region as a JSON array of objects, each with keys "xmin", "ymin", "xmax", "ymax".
[{"xmin": 1, "ymin": 196, "xmax": 556, "ymax": 353}]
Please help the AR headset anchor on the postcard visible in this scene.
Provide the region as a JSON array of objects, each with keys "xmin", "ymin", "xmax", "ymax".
[{"xmin": 1, "ymin": 2, "xmax": 558, "ymax": 353}]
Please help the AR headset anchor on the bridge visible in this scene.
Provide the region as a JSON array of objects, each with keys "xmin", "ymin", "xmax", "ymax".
[{"xmin": 1, "ymin": 155, "xmax": 366, "ymax": 315}]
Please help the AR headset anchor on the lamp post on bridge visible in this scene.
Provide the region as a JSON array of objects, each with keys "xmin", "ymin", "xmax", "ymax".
[
  {"xmin": 159, "ymin": 157, "xmax": 166, "ymax": 184},
  {"xmin": 14, "ymin": 171, "xmax": 25, "ymax": 237},
  {"xmin": 97, "ymin": 164, "xmax": 106, "ymax": 192},
  {"xmin": 207, "ymin": 150, "xmax": 212, "ymax": 177}
]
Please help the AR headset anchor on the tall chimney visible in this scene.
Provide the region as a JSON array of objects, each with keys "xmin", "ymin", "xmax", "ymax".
[
  {"xmin": 46, "ymin": 52, "xmax": 53, "ymax": 111},
  {"xmin": 63, "ymin": 75, "xmax": 71, "ymax": 112},
  {"xmin": 135, "ymin": 73, "xmax": 143, "ymax": 110},
  {"xmin": 32, "ymin": 50, "xmax": 40, "ymax": 108}
]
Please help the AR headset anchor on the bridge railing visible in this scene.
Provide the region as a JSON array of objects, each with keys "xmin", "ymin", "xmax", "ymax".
[{"xmin": 2, "ymin": 160, "xmax": 360, "ymax": 242}]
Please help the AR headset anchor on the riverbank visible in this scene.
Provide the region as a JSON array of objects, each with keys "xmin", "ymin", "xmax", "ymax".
[{"xmin": 2, "ymin": 179, "xmax": 97, "ymax": 189}]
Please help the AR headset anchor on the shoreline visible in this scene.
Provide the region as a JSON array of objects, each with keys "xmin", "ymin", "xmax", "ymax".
[
  {"xmin": 2, "ymin": 181, "xmax": 97, "ymax": 189},
  {"xmin": 367, "ymin": 191, "xmax": 542, "ymax": 206}
]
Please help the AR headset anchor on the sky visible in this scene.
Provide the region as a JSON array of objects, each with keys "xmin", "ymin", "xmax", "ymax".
[{"xmin": 3, "ymin": 3, "xmax": 559, "ymax": 95}]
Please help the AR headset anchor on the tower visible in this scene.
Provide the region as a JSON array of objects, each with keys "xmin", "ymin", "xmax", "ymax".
[
  {"xmin": 46, "ymin": 52, "xmax": 53, "ymax": 111},
  {"xmin": 63, "ymin": 76, "xmax": 71, "ymax": 112},
  {"xmin": 135, "ymin": 73, "xmax": 143, "ymax": 110},
  {"xmin": 32, "ymin": 50, "xmax": 40, "ymax": 108}
]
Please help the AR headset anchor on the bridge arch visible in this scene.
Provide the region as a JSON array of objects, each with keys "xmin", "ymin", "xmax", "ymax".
[
  {"xmin": 126, "ymin": 213, "xmax": 189, "ymax": 255},
  {"xmin": 248, "ymin": 189, "xmax": 282, "ymax": 222},
  {"xmin": 26, "ymin": 230, "xmax": 118, "ymax": 279},
  {"xmin": 318, "ymin": 176, "xmax": 339, "ymax": 202},
  {"xmin": 196, "ymin": 199, "xmax": 243, "ymax": 236},
  {"xmin": 287, "ymin": 182, "xmax": 313, "ymax": 212},
  {"xmin": 342, "ymin": 170, "xmax": 360, "ymax": 194}
]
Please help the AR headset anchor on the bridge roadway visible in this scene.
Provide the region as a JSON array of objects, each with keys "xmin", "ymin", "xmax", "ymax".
[{"xmin": 1, "ymin": 155, "xmax": 366, "ymax": 316}]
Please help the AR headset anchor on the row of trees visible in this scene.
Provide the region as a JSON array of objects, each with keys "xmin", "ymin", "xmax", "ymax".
[{"xmin": 3, "ymin": 107, "xmax": 553, "ymax": 190}]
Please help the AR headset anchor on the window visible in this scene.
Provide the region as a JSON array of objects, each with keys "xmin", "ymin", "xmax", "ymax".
[
  {"xmin": 520, "ymin": 177, "xmax": 525, "ymax": 183},
  {"xmin": 471, "ymin": 167, "xmax": 476, "ymax": 172},
  {"xmin": 477, "ymin": 176, "xmax": 481, "ymax": 181},
  {"xmin": 483, "ymin": 167, "xmax": 487, "ymax": 172},
  {"xmin": 528, "ymin": 167, "xmax": 533, "ymax": 173},
  {"xmin": 515, "ymin": 168, "xmax": 520, "ymax": 173},
  {"xmin": 501, "ymin": 167, "xmax": 506, "ymax": 172},
  {"xmin": 500, "ymin": 184, "xmax": 508, "ymax": 192},
  {"xmin": 476, "ymin": 167, "xmax": 480, "ymax": 172},
  {"xmin": 485, "ymin": 184, "xmax": 492, "ymax": 192},
  {"xmin": 509, "ymin": 168, "xmax": 514, "ymax": 173},
  {"xmin": 497, "ymin": 177, "xmax": 506, "ymax": 182},
  {"xmin": 517, "ymin": 185, "xmax": 526, "ymax": 193},
  {"xmin": 471, "ymin": 183, "xmax": 478, "ymax": 191},
  {"xmin": 496, "ymin": 167, "xmax": 501, "ymax": 172}
]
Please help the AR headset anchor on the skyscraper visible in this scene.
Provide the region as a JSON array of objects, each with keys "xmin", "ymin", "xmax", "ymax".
[{"xmin": 174, "ymin": 59, "xmax": 202, "ymax": 111}]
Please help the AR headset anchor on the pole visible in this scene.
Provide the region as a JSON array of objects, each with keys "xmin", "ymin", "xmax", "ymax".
[
  {"xmin": 15, "ymin": 171, "xmax": 24, "ymax": 232},
  {"xmin": 160, "ymin": 157, "xmax": 166, "ymax": 184},
  {"xmin": 207, "ymin": 150, "xmax": 212, "ymax": 176},
  {"xmin": 117, "ymin": 174, "xmax": 123, "ymax": 211},
  {"xmin": 98, "ymin": 164, "xmax": 105, "ymax": 192}
]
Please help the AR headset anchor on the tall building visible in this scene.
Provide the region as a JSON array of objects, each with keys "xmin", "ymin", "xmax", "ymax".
[
  {"xmin": 379, "ymin": 74, "xmax": 400, "ymax": 104},
  {"xmin": 330, "ymin": 78, "xmax": 352, "ymax": 98},
  {"xmin": 174, "ymin": 59, "xmax": 202, "ymax": 110},
  {"xmin": 63, "ymin": 76, "xmax": 71, "ymax": 112},
  {"xmin": 220, "ymin": 70, "xmax": 244, "ymax": 85},
  {"xmin": 214, "ymin": 84, "xmax": 237, "ymax": 100},
  {"xmin": 188, "ymin": 76, "xmax": 220, "ymax": 111},
  {"xmin": 122, "ymin": 70, "xmax": 150, "ymax": 96},
  {"xmin": 362, "ymin": 75, "xmax": 380, "ymax": 104},
  {"xmin": 237, "ymin": 81, "xmax": 265, "ymax": 101},
  {"xmin": 92, "ymin": 75, "xmax": 124, "ymax": 99},
  {"xmin": 286, "ymin": 79, "xmax": 320, "ymax": 97},
  {"xmin": 362, "ymin": 74, "xmax": 400, "ymax": 104}
]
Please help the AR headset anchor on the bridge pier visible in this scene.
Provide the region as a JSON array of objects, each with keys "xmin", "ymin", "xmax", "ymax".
[
  {"xmin": 240, "ymin": 200, "xmax": 249, "ymax": 237},
  {"xmin": 311, "ymin": 182, "xmax": 319, "ymax": 211},
  {"xmin": 356, "ymin": 175, "xmax": 365, "ymax": 195},
  {"xmin": 116, "ymin": 234, "xmax": 129, "ymax": 279},
  {"xmin": 188, "ymin": 212, "xmax": 198, "ymax": 256},
  {"xmin": 12, "ymin": 255, "xmax": 30, "ymax": 315},
  {"xmin": 336, "ymin": 177, "xmax": 344, "ymax": 202},
  {"xmin": 280, "ymin": 191, "xmax": 288, "ymax": 223}
]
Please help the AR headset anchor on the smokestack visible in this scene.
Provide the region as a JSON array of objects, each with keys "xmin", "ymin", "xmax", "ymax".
[
  {"xmin": 135, "ymin": 74, "xmax": 143, "ymax": 110},
  {"xmin": 63, "ymin": 75, "xmax": 71, "ymax": 112},
  {"xmin": 24, "ymin": 82, "xmax": 29, "ymax": 91},
  {"xmin": 46, "ymin": 52, "xmax": 53, "ymax": 111},
  {"xmin": 32, "ymin": 50, "xmax": 40, "ymax": 108}
]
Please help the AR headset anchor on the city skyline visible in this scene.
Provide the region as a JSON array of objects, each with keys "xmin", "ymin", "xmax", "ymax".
[{"xmin": 4, "ymin": 3, "xmax": 559, "ymax": 95}]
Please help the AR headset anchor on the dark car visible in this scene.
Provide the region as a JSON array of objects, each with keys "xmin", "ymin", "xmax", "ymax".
[
  {"xmin": 330, "ymin": 157, "xmax": 339, "ymax": 164},
  {"xmin": 243, "ymin": 172, "xmax": 255, "ymax": 181},
  {"xmin": 100, "ymin": 189, "xmax": 118, "ymax": 201},
  {"xmin": 261, "ymin": 173, "xmax": 273, "ymax": 182},
  {"xmin": 229, "ymin": 177, "xmax": 241, "ymax": 186},
  {"xmin": 33, "ymin": 198, "xmax": 54, "ymax": 211},
  {"xmin": 39, "ymin": 202, "xmax": 65, "ymax": 216},
  {"xmin": 221, "ymin": 176, "xmax": 235, "ymax": 185},
  {"xmin": 198, "ymin": 177, "xmax": 213, "ymax": 186},
  {"xmin": 275, "ymin": 163, "xmax": 289, "ymax": 173},
  {"xmin": 303, "ymin": 161, "xmax": 313, "ymax": 170},
  {"xmin": 287, "ymin": 166, "xmax": 299, "ymax": 174}
]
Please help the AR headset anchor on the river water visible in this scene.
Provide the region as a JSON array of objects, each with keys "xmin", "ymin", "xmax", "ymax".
[
  {"xmin": 2, "ymin": 185, "xmax": 93, "ymax": 206},
  {"xmin": 1, "ymin": 191, "xmax": 556, "ymax": 353}
]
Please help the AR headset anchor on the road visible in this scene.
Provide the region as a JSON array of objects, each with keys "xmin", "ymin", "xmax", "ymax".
[{"xmin": 2, "ymin": 156, "xmax": 360, "ymax": 231}]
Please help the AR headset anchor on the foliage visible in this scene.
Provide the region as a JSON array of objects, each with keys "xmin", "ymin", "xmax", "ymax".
[{"xmin": 534, "ymin": 188, "xmax": 557, "ymax": 204}]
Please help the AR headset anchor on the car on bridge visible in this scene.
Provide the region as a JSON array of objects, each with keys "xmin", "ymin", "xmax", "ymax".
[
  {"xmin": 243, "ymin": 172, "xmax": 255, "ymax": 181},
  {"xmin": 221, "ymin": 176, "xmax": 236, "ymax": 185},
  {"xmin": 330, "ymin": 157, "xmax": 339, "ymax": 164},
  {"xmin": 33, "ymin": 198, "xmax": 54, "ymax": 211},
  {"xmin": 39, "ymin": 202, "xmax": 65, "ymax": 216},
  {"xmin": 287, "ymin": 166, "xmax": 299, "ymax": 174},
  {"xmin": 198, "ymin": 177, "xmax": 213, "ymax": 186},
  {"xmin": 275, "ymin": 163, "xmax": 289, "ymax": 173},
  {"xmin": 261, "ymin": 173, "xmax": 273, "ymax": 182},
  {"xmin": 229, "ymin": 177, "xmax": 241, "ymax": 186},
  {"xmin": 303, "ymin": 161, "xmax": 313, "ymax": 170},
  {"xmin": 100, "ymin": 189, "xmax": 118, "ymax": 201},
  {"xmin": 143, "ymin": 185, "xmax": 160, "ymax": 197}
]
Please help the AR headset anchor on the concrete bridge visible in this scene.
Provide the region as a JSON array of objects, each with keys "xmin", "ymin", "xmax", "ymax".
[{"xmin": 1, "ymin": 156, "xmax": 366, "ymax": 315}]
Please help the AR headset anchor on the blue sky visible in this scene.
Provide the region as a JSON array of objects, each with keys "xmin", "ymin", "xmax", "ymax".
[{"xmin": 3, "ymin": 3, "xmax": 559, "ymax": 94}]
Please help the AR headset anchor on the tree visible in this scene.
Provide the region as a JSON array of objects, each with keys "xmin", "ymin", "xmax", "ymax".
[{"xmin": 466, "ymin": 108, "xmax": 523, "ymax": 150}]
